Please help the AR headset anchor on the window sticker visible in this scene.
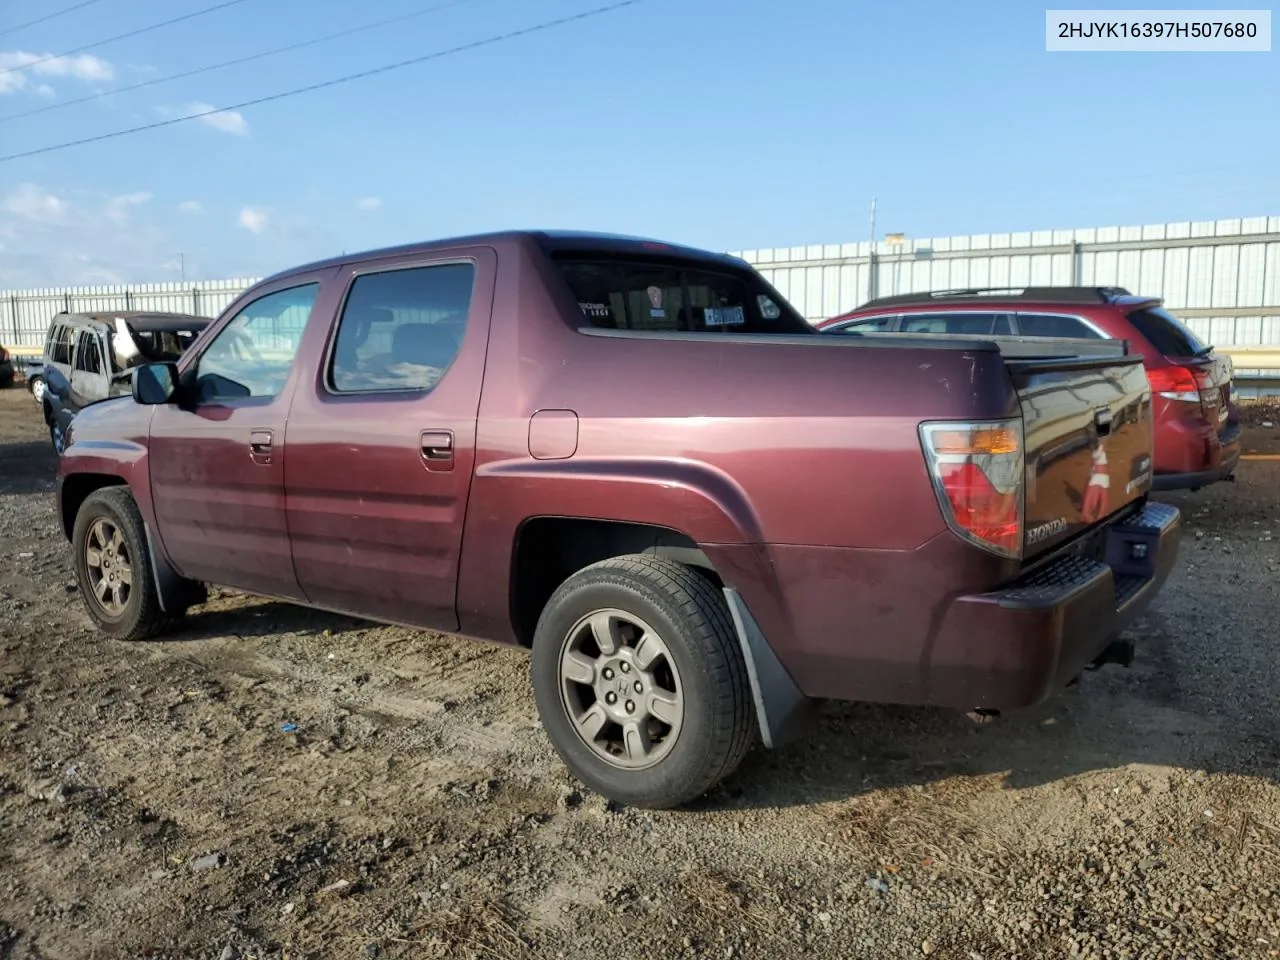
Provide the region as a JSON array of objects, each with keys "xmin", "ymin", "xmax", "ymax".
[
  {"xmin": 704, "ymin": 305, "xmax": 746, "ymax": 327},
  {"xmin": 579, "ymin": 301, "xmax": 611, "ymax": 320},
  {"xmin": 647, "ymin": 285, "xmax": 666, "ymax": 318}
]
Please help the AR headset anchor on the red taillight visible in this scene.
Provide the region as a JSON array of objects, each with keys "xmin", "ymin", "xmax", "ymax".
[
  {"xmin": 920, "ymin": 420, "xmax": 1024, "ymax": 559},
  {"xmin": 1147, "ymin": 365, "xmax": 1204, "ymax": 405}
]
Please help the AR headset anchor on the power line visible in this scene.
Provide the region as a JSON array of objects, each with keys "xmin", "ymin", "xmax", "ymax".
[
  {"xmin": 0, "ymin": 0, "xmax": 648, "ymax": 164},
  {"xmin": 0, "ymin": 0, "xmax": 253, "ymax": 79},
  {"xmin": 0, "ymin": 0, "xmax": 112, "ymax": 40},
  {"xmin": 0, "ymin": 0, "xmax": 483, "ymax": 124}
]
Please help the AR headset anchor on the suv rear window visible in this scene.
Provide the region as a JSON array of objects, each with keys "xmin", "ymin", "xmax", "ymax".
[
  {"xmin": 551, "ymin": 255, "xmax": 810, "ymax": 335},
  {"xmin": 1126, "ymin": 306, "xmax": 1209, "ymax": 357}
]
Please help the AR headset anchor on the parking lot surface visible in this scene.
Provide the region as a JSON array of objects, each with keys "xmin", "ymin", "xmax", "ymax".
[{"xmin": 2, "ymin": 387, "xmax": 1279, "ymax": 960}]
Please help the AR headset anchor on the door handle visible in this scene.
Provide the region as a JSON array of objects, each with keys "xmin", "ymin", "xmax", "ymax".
[
  {"xmin": 249, "ymin": 429, "xmax": 273, "ymax": 464},
  {"xmin": 420, "ymin": 429, "xmax": 454, "ymax": 472}
]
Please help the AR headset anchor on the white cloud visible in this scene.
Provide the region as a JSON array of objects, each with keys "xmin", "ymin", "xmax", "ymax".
[
  {"xmin": 154, "ymin": 102, "xmax": 249, "ymax": 136},
  {"xmin": 178, "ymin": 200, "xmax": 203, "ymax": 215},
  {"xmin": 238, "ymin": 207, "xmax": 268, "ymax": 234},
  {"xmin": 0, "ymin": 51, "xmax": 114, "ymax": 95},
  {"xmin": 356, "ymin": 197, "xmax": 382, "ymax": 211},
  {"xmin": 106, "ymin": 191, "xmax": 153, "ymax": 223},
  {"xmin": 2, "ymin": 182, "xmax": 66, "ymax": 223},
  {"xmin": 187, "ymin": 101, "xmax": 249, "ymax": 136},
  {"xmin": 0, "ymin": 182, "xmax": 177, "ymax": 287}
]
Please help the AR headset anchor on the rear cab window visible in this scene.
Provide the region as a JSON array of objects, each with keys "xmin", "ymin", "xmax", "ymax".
[
  {"xmin": 549, "ymin": 252, "xmax": 811, "ymax": 335},
  {"xmin": 1125, "ymin": 305, "xmax": 1209, "ymax": 358}
]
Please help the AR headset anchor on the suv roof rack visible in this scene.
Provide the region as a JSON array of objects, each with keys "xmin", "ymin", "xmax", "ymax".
[{"xmin": 858, "ymin": 286, "xmax": 1134, "ymax": 310}]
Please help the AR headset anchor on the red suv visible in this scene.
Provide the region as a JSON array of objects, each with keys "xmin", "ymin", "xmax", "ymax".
[{"xmin": 818, "ymin": 286, "xmax": 1240, "ymax": 491}]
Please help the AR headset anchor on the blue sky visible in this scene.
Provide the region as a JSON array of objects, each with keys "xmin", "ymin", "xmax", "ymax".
[{"xmin": 0, "ymin": 0, "xmax": 1275, "ymax": 286}]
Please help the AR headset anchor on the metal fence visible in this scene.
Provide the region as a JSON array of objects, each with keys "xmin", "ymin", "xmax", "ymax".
[
  {"xmin": 1, "ymin": 279, "xmax": 259, "ymax": 351},
  {"xmin": 728, "ymin": 215, "xmax": 1280, "ymax": 395},
  {"xmin": 729, "ymin": 215, "xmax": 1280, "ymax": 345},
  {"xmin": 5, "ymin": 214, "xmax": 1280, "ymax": 360}
]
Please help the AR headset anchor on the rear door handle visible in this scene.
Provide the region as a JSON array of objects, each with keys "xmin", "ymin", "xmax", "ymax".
[
  {"xmin": 420, "ymin": 429, "xmax": 454, "ymax": 472},
  {"xmin": 249, "ymin": 429, "xmax": 273, "ymax": 464}
]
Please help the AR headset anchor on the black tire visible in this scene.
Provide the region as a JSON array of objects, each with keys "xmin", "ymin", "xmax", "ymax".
[
  {"xmin": 49, "ymin": 416, "xmax": 64, "ymax": 456},
  {"xmin": 72, "ymin": 487, "xmax": 184, "ymax": 641},
  {"xmin": 531, "ymin": 555, "xmax": 756, "ymax": 809}
]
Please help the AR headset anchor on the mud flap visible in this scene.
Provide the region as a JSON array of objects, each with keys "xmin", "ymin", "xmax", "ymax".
[
  {"xmin": 144, "ymin": 521, "xmax": 206, "ymax": 614},
  {"xmin": 723, "ymin": 588, "xmax": 815, "ymax": 749}
]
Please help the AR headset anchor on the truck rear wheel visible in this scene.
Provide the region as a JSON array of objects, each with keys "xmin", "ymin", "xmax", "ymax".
[
  {"xmin": 530, "ymin": 555, "xmax": 755, "ymax": 809},
  {"xmin": 72, "ymin": 488, "xmax": 184, "ymax": 641}
]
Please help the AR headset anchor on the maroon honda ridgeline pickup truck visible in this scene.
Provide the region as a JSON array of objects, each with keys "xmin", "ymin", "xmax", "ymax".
[{"xmin": 56, "ymin": 231, "xmax": 1180, "ymax": 809}]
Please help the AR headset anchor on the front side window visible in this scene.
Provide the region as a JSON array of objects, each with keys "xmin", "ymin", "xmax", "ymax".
[
  {"xmin": 53, "ymin": 325, "xmax": 75, "ymax": 365},
  {"xmin": 74, "ymin": 332, "xmax": 102, "ymax": 374},
  {"xmin": 1016, "ymin": 313, "xmax": 1103, "ymax": 339},
  {"xmin": 554, "ymin": 256, "xmax": 810, "ymax": 334},
  {"xmin": 133, "ymin": 327, "xmax": 205, "ymax": 363},
  {"xmin": 329, "ymin": 262, "xmax": 475, "ymax": 393},
  {"xmin": 831, "ymin": 315, "xmax": 898, "ymax": 333},
  {"xmin": 193, "ymin": 284, "xmax": 319, "ymax": 403}
]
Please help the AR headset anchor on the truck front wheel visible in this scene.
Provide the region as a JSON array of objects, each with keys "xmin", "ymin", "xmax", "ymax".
[
  {"xmin": 72, "ymin": 488, "xmax": 183, "ymax": 641},
  {"xmin": 531, "ymin": 555, "xmax": 755, "ymax": 809}
]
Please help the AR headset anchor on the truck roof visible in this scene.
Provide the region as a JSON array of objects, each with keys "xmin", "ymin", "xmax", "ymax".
[{"xmin": 263, "ymin": 230, "xmax": 752, "ymax": 282}]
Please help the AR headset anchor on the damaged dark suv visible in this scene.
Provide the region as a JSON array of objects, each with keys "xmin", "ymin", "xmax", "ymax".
[{"xmin": 41, "ymin": 311, "xmax": 210, "ymax": 454}]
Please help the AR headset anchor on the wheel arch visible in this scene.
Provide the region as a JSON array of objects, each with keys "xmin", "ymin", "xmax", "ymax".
[
  {"xmin": 60, "ymin": 475, "xmax": 205, "ymax": 615},
  {"xmin": 509, "ymin": 517, "xmax": 721, "ymax": 649},
  {"xmin": 59, "ymin": 473, "xmax": 127, "ymax": 540}
]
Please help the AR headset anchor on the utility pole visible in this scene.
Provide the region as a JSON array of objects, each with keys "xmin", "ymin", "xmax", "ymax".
[
  {"xmin": 867, "ymin": 198, "xmax": 878, "ymax": 303},
  {"xmin": 178, "ymin": 253, "xmax": 186, "ymax": 284}
]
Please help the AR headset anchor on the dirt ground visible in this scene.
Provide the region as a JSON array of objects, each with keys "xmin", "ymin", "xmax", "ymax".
[{"xmin": 2, "ymin": 387, "xmax": 1280, "ymax": 960}]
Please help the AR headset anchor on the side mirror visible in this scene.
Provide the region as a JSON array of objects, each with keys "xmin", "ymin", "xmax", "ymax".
[{"xmin": 132, "ymin": 362, "xmax": 180, "ymax": 405}]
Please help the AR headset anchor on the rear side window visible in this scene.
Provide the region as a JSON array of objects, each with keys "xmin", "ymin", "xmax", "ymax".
[
  {"xmin": 553, "ymin": 256, "xmax": 810, "ymax": 334},
  {"xmin": 74, "ymin": 332, "xmax": 102, "ymax": 374},
  {"xmin": 1126, "ymin": 306, "xmax": 1208, "ymax": 357},
  {"xmin": 1016, "ymin": 313, "xmax": 1104, "ymax": 339},
  {"xmin": 329, "ymin": 262, "xmax": 475, "ymax": 393},
  {"xmin": 900, "ymin": 312, "xmax": 1013, "ymax": 336}
]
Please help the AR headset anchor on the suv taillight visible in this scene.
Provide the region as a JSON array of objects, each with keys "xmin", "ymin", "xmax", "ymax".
[
  {"xmin": 919, "ymin": 419, "xmax": 1024, "ymax": 559},
  {"xmin": 1147, "ymin": 365, "xmax": 1213, "ymax": 410}
]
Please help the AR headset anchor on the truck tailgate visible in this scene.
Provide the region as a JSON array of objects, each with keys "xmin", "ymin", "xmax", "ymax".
[{"xmin": 1009, "ymin": 353, "xmax": 1153, "ymax": 559}]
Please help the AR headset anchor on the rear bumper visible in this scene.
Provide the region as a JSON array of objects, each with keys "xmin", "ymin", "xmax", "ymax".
[
  {"xmin": 1152, "ymin": 417, "xmax": 1241, "ymax": 490},
  {"xmin": 931, "ymin": 500, "xmax": 1181, "ymax": 709},
  {"xmin": 1152, "ymin": 420, "xmax": 1241, "ymax": 490},
  {"xmin": 715, "ymin": 499, "xmax": 1182, "ymax": 722}
]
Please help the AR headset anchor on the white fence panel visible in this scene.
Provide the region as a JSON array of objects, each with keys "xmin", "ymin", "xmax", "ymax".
[{"xmin": 731, "ymin": 215, "xmax": 1280, "ymax": 353}]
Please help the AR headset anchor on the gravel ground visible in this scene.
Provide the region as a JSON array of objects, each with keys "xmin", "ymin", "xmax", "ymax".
[{"xmin": 2, "ymin": 387, "xmax": 1279, "ymax": 960}]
